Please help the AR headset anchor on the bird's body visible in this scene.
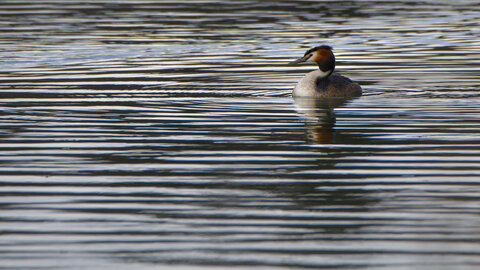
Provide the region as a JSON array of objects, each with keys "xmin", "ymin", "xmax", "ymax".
[
  {"xmin": 293, "ymin": 71, "xmax": 362, "ymax": 98},
  {"xmin": 289, "ymin": 45, "xmax": 362, "ymax": 98}
]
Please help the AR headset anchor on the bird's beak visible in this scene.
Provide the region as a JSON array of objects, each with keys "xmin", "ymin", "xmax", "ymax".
[{"xmin": 288, "ymin": 54, "xmax": 311, "ymax": 65}]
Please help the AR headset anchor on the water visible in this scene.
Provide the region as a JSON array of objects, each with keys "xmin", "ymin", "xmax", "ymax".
[{"xmin": 1, "ymin": 1, "xmax": 480, "ymax": 269}]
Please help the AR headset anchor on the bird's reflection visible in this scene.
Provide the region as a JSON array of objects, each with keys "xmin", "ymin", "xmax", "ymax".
[{"xmin": 293, "ymin": 96, "xmax": 358, "ymax": 144}]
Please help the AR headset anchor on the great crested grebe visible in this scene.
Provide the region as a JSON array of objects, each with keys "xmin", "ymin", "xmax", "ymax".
[{"xmin": 289, "ymin": 45, "xmax": 362, "ymax": 98}]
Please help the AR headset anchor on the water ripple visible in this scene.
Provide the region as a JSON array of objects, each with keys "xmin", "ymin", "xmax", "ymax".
[{"xmin": 2, "ymin": 1, "xmax": 480, "ymax": 270}]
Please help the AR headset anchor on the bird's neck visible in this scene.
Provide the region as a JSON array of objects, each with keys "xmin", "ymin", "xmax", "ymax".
[
  {"xmin": 317, "ymin": 58, "xmax": 335, "ymax": 79},
  {"xmin": 315, "ymin": 68, "xmax": 333, "ymax": 80}
]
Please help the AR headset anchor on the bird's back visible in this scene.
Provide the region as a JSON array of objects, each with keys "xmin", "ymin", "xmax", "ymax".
[{"xmin": 320, "ymin": 73, "xmax": 362, "ymax": 97}]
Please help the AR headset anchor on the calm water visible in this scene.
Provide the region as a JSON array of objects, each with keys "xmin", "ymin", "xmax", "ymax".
[{"xmin": 1, "ymin": 1, "xmax": 480, "ymax": 269}]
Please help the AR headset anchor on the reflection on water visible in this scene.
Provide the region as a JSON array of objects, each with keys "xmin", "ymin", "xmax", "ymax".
[
  {"xmin": 294, "ymin": 96, "xmax": 359, "ymax": 145},
  {"xmin": 1, "ymin": 1, "xmax": 480, "ymax": 269}
]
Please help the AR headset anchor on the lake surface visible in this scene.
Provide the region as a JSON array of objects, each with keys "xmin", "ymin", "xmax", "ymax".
[{"xmin": 1, "ymin": 1, "xmax": 480, "ymax": 269}]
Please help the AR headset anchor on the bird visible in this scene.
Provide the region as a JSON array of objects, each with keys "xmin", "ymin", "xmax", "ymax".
[{"xmin": 289, "ymin": 45, "xmax": 362, "ymax": 98}]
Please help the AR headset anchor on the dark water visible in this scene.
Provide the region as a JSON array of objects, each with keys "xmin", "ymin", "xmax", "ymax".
[{"xmin": 1, "ymin": 1, "xmax": 480, "ymax": 269}]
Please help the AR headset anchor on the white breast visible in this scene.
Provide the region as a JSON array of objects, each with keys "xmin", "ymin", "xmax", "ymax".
[{"xmin": 292, "ymin": 69, "xmax": 332, "ymax": 97}]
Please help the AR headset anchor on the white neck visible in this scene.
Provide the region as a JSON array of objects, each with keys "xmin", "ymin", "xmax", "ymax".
[{"xmin": 316, "ymin": 69, "xmax": 332, "ymax": 80}]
